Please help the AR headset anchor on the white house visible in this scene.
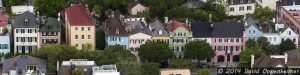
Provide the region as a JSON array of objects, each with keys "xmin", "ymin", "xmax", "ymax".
[
  {"xmin": 11, "ymin": 6, "xmax": 34, "ymax": 15},
  {"xmin": 128, "ymin": 1, "xmax": 148, "ymax": 15},
  {"xmin": 261, "ymin": 24, "xmax": 298, "ymax": 47},
  {"xmin": 13, "ymin": 11, "xmax": 39, "ymax": 54},
  {"xmin": 92, "ymin": 65, "xmax": 120, "ymax": 75},
  {"xmin": 220, "ymin": 0, "xmax": 256, "ymax": 16},
  {"xmin": 255, "ymin": 0, "xmax": 277, "ymax": 10}
]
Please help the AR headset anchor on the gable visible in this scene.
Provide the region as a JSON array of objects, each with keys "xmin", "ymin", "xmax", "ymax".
[
  {"xmin": 281, "ymin": 27, "xmax": 298, "ymax": 37},
  {"xmin": 130, "ymin": 33, "xmax": 151, "ymax": 38},
  {"xmin": 132, "ymin": 4, "xmax": 146, "ymax": 10},
  {"xmin": 173, "ymin": 27, "xmax": 190, "ymax": 33}
]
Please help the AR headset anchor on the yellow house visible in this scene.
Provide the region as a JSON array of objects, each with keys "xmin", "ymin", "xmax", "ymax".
[
  {"xmin": 64, "ymin": 4, "xmax": 95, "ymax": 50},
  {"xmin": 149, "ymin": 18, "xmax": 169, "ymax": 43},
  {"xmin": 160, "ymin": 69, "xmax": 191, "ymax": 75}
]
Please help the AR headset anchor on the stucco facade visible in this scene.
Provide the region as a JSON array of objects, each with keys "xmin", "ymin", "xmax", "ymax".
[
  {"xmin": 170, "ymin": 27, "xmax": 192, "ymax": 58},
  {"xmin": 255, "ymin": 0, "xmax": 277, "ymax": 10},
  {"xmin": 0, "ymin": 35, "xmax": 10, "ymax": 62},
  {"xmin": 106, "ymin": 36, "xmax": 129, "ymax": 49},
  {"xmin": 66, "ymin": 25, "xmax": 95, "ymax": 50},
  {"xmin": 227, "ymin": 3, "xmax": 255, "ymax": 16},
  {"xmin": 128, "ymin": 33, "xmax": 152, "ymax": 53},
  {"xmin": 14, "ymin": 28, "xmax": 39, "ymax": 54},
  {"xmin": 128, "ymin": 4, "xmax": 147, "ymax": 15},
  {"xmin": 38, "ymin": 32, "xmax": 61, "ymax": 48}
]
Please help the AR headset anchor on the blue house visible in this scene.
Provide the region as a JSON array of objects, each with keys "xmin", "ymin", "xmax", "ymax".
[
  {"xmin": 104, "ymin": 11, "xmax": 129, "ymax": 49},
  {"xmin": 245, "ymin": 24, "xmax": 263, "ymax": 41}
]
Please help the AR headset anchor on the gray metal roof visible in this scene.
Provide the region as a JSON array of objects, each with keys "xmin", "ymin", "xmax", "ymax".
[
  {"xmin": 212, "ymin": 22, "xmax": 244, "ymax": 37},
  {"xmin": 125, "ymin": 20, "xmax": 151, "ymax": 35},
  {"xmin": 149, "ymin": 18, "xmax": 169, "ymax": 37},
  {"xmin": 13, "ymin": 11, "xmax": 40, "ymax": 28},
  {"xmin": 39, "ymin": 17, "xmax": 61, "ymax": 32},
  {"xmin": 2, "ymin": 55, "xmax": 47, "ymax": 73}
]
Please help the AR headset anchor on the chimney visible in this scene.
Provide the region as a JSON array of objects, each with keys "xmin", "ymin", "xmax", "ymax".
[
  {"xmin": 185, "ymin": 18, "xmax": 189, "ymax": 25},
  {"xmin": 209, "ymin": 14, "xmax": 212, "ymax": 22},
  {"xmin": 251, "ymin": 55, "xmax": 255, "ymax": 68},
  {"xmin": 164, "ymin": 17, "xmax": 168, "ymax": 24},
  {"xmin": 57, "ymin": 13, "xmax": 61, "ymax": 22},
  {"xmin": 284, "ymin": 53, "xmax": 288, "ymax": 64},
  {"xmin": 57, "ymin": 61, "xmax": 60, "ymax": 71}
]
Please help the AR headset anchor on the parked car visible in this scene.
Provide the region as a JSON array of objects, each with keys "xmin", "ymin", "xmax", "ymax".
[{"xmin": 198, "ymin": 63, "xmax": 209, "ymax": 69}]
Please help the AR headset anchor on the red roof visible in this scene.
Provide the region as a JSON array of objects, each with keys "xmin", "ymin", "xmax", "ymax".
[
  {"xmin": 0, "ymin": 14, "xmax": 7, "ymax": 27},
  {"xmin": 65, "ymin": 4, "xmax": 94, "ymax": 26},
  {"xmin": 171, "ymin": 19, "xmax": 191, "ymax": 31}
]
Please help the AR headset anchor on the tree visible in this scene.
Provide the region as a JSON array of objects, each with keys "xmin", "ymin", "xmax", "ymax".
[
  {"xmin": 95, "ymin": 29, "xmax": 106, "ymax": 50},
  {"xmin": 34, "ymin": 0, "xmax": 66, "ymax": 17},
  {"xmin": 82, "ymin": 43, "xmax": 93, "ymax": 51},
  {"xmin": 184, "ymin": 40, "xmax": 215, "ymax": 62},
  {"xmin": 141, "ymin": 62, "xmax": 159, "ymax": 75},
  {"xmin": 253, "ymin": 7, "xmax": 275, "ymax": 22},
  {"xmin": 212, "ymin": 3, "xmax": 226, "ymax": 22},
  {"xmin": 165, "ymin": 6, "xmax": 194, "ymax": 21},
  {"xmin": 2, "ymin": 27, "xmax": 8, "ymax": 34},
  {"xmin": 192, "ymin": 9, "xmax": 210, "ymax": 22},
  {"xmin": 144, "ymin": 0, "xmax": 167, "ymax": 18},
  {"xmin": 117, "ymin": 61, "xmax": 142, "ymax": 75},
  {"xmin": 279, "ymin": 39, "xmax": 296, "ymax": 54},
  {"xmin": 137, "ymin": 11, "xmax": 151, "ymax": 22},
  {"xmin": 139, "ymin": 42, "xmax": 172, "ymax": 62},
  {"xmin": 257, "ymin": 37, "xmax": 270, "ymax": 50},
  {"xmin": 238, "ymin": 45, "xmax": 264, "ymax": 68},
  {"xmin": 246, "ymin": 39, "xmax": 256, "ymax": 48},
  {"xmin": 168, "ymin": 59, "xmax": 196, "ymax": 69},
  {"xmin": 197, "ymin": 68, "xmax": 211, "ymax": 75},
  {"xmin": 267, "ymin": 45, "xmax": 280, "ymax": 55},
  {"xmin": 72, "ymin": 68, "xmax": 84, "ymax": 75}
]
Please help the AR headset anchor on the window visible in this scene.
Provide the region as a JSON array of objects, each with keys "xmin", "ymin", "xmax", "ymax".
[
  {"xmin": 75, "ymin": 35, "xmax": 78, "ymax": 39},
  {"xmin": 289, "ymin": 31, "xmax": 291, "ymax": 35},
  {"xmin": 248, "ymin": 0, "xmax": 251, "ymax": 3},
  {"xmin": 75, "ymin": 27, "xmax": 78, "ymax": 30},
  {"xmin": 247, "ymin": 6, "xmax": 252, "ymax": 10},
  {"xmin": 53, "ymin": 32, "xmax": 57, "ymax": 36},
  {"xmin": 75, "ymin": 44, "xmax": 78, "ymax": 47},
  {"xmin": 81, "ymin": 27, "xmax": 84, "ymax": 31},
  {"xmin": 293, "ymin": 14, "xmax": 299, "ymax": 16},
  {"xmin": 82, "ymin": 35, "xmax": 84, "ymax": 39},
  {"xmin": 230, "ymin": 0, "xmax": 233, "ymax": 4},
  {"xmin": 88, "ymin": 27, "xmax": 91, "ymax": 31},
  {"xmin": 230, "ymin": 38, "xmax": 234, "ymax": 42},
  {"xmin": 236, "ymin": 38, "xmax": 239, "ymax": 42},
  {"xmin": 236, "ymin": 46, "xmax": 240, "ymax": 51},
  {"xmin": 230, "ymin": 7, "xmax": 234, "ymax": 12},
  {"xmin": 239, "ymin": 6, "xmax": 244, "ymax": 11},
  {"xmin": 88, "ymin": 35, "xmax": 91, "ymax": 39},
  {"xmin": 28, "ymin": 29, "xmax": 32, "ymax": 33},
  {"xmin": 43, "ymin": 39, "xmax": 46, "ymax": 44},
  {"xmin": 82, "ymin": 44, "xmax": 85, "ymax": 49},
  {"xmin": 219, "ymin": 38, "xmax": 222, "ymax": 42},
  {"xmin": 240, "ymin": 0, "xmax": 243, "ymax": 3},
  {"xmin": 16, "ymin": 29, "xmax": 19, "ymax": 33}
]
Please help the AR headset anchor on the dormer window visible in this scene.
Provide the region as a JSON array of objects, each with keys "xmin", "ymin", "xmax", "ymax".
[
  {"xmin": 25, "ymin": 19, "xmax": 29, "ymax": 25},
  {"xmin": 116, "ymin": 28, "xmax": 119, "ymax": 34},
  {"xmin": 230, "ymin": 0, "xmax": 233, "ymax": 4},
  {"xmin": 248, "ymin": 0, "xmax": 251, "ymax": 3},
  {"xmin": 158, "ymin": 30, "xmax": 163, "ymax": 35}
]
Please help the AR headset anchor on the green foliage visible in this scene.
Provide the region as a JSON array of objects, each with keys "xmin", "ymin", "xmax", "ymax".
[
  {"xmin": 82, "ymin": 43, "xmax": 93, "ymax": 51},
  {"xmin": 197, "ymin": 68, "xmax": 211, "ymax": 75},
  {"xmin": 31, "ymin": 45, "xmax": 136, "ymax": 73},
  {"xmin": 267, "ymin": 45, "xmax": 280, "ymax": 55},
  {"xmin": 95, "ymin": 29, "xmax": 106, "ymax": 50},
  {"xmin": 34, "ymin": 0, "xmax": 66, "ymax": 17},
  {"xmin": 139, "ymin": 42, "xmax": 172, "ymax": 62},
  {"xmin": 72, "ymin": 68, "xmax": 84, "ymax": 75},
  {"xmin": 184, "ymin": 40, "xmax": 214, "ymax": 61},
  {"xmin": 192, "ymin": 9, "xmax": 211, "ymax": 22},
  {"xmin": 137, "ymin": 11, "xmax": 151, "ymax": 22},
  {"xmin": 246, "ymin": 39, "xmax": 256, "ymax": 48},
  {"xmin": 102, "ymin": 0, "xmax": 128, "ymax": 10},
  {"xmin": 279, "ymin": 39, "xmax": 296, "ymax": 54},
  {"xmin": 165, "ymin": 6, "xmax": 193, "ymax": 20},
  {"xmin": 117, "ymin": 61, "xmax": 141, "ymax": 75},
  {"xmin": 257, "ymin": 37, "xmax": 270, "ymax": 50},
  {"xmin": 168, "ymin": 59, "xmax": 196, "ymax": 69},
  {"xmin": 253, "ymin": 7, "xmax": 275, "ymax": 22},
  {"xmin": 238, "ymin": 45, "xmax": 264, "ymax": 68},
  {"xmin": 141, "ymin": 62, "xmax": 159, "ymax": 75},
  {"xmin": 2, "ymin": 27, "xmax": 8, "ymax": 34},
  {"xmin": 4, "ymin": 0, "xmax": 27, "ymax": 14}
]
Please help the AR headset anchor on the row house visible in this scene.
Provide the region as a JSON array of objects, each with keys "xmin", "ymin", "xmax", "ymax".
[
  {"xmin": 38, "ymin": 17, "xmax": 61, "ymax": 48},
  {"xmin": 0, "ymin": 13, "xmax": 10, "ymax": 62},
  {"xmin": 13, "ymin": 11, "xmax": 61, "ymax": 54},
  {"xmin": 255, "ymin": 0, "xmax": 277, "ymax": 10},
  {"xmin": 64, "ymin": 4, "xmax": 95, "ymax": 50},
  {"xmin": 219, "ymin": 0, "xmax": 255, "ymax": 16},
  {"xmin": 169, "ymin": 19, "xmax": 192, "ymax": 58},
  {"xmin": 279, "ymin": 5, "xmax": 300, "ymax": 47},
  {"xmin": 245, "ymin": 23, "xmax": 299, "ymax": 47},
  {"xmin": 125, "ymin": 18, "xmax": 152, "ymax": 53},
  {"xmin": 149, "ymin": 17, "xmax": 170, "ymax": 44},
  {"xmin": 191, "ymin": 22, "xmax": 245, "ymax": 63},
  {"xmin": 104, "ymin": 11, "xmax": 129, "ymax": 49},
  {"xmin": 13, "ymin": 11, "xmax": 39, "ymax": 54}
]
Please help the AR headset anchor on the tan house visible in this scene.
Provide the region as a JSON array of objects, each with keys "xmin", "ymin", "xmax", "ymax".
[
  {"xmin": 64, "ymin": 4, "xmax": 95, "ymax": 50},
  {"xmin": 160, "ymin": 69, "xmax": 191, "ymax": 75},
  {"xmin": 38, "ymin": 17, "xmax": 61, "ymax": 48},
  {"xmin": 127, "ymin": 0, "xmax": 149, "ymax": 15}
]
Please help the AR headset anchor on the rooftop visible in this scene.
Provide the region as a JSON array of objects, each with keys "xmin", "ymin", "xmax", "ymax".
[
  {"xmin": 93, "ymin": 65, "xmax": 119, "ymax": 73},
  {"xmin": 13, "ymin": 11, "xmax": 40, "ymax": 28},
  {"xmin": 283, "ymin": 5, "xmax": 300, "ymax": 10},
  {"xmin": 2, "ymin": 55, "xmax": 47, "ymax": 73},
  {"xmin": 61, "ymin": 59, "xmax": 95, "ymax": 66},
  {"xmin": 65, "ymin": 4, "xmax": 94, "ymax": 26}
]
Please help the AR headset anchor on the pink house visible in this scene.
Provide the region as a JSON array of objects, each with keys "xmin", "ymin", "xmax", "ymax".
[
  {"xmin": 279, "ymin": 5, "xmax": 300, "ymax": 46},
  {"xmin": 210, "ymin": 22, "xmax": 245, "ymax": 64}
]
